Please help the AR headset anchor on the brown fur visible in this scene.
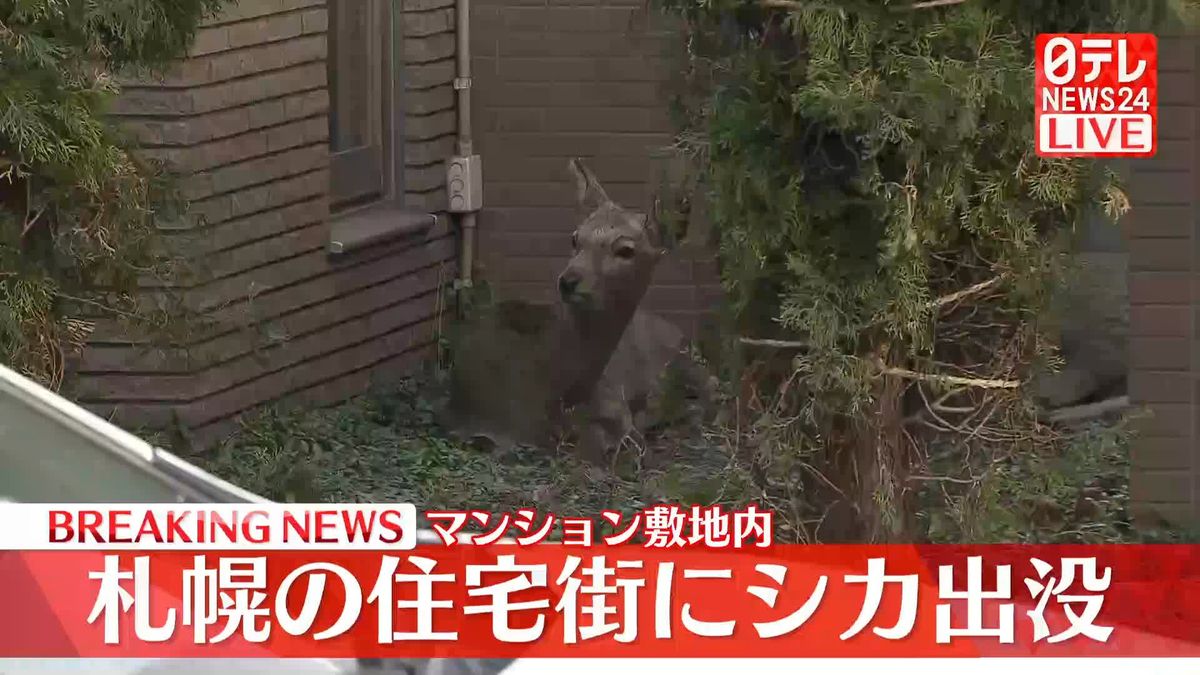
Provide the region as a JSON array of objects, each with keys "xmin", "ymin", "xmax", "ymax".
[
  {"xmin": 445, "ymin": 158, "xmax": 712, "ymax": 462},
  {"xmin": 547, "ymin": 158, "xmax": 709, "ymax": 462}
]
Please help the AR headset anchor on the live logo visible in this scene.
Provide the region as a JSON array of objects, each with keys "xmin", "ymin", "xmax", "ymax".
[
  {"xmin": 1040, "ymin": 114, "xmax": 1153, "ymax": 154},
  {"xmin": 1035, "ymin": 33, "xmax": 1158, "ymax": 158}
]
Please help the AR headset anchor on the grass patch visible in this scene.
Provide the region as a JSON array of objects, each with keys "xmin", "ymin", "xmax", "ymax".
[
  {"xmin": 916, "ymin": 412, "xmax": 1200, "ymax": 544},
  {"xmin": 187, "ymin": 373, "xmax": 760, "ymax": 526},
  {"xmin": 184, "ymin": 372, "xmax": 1195, "ymax": 544}
]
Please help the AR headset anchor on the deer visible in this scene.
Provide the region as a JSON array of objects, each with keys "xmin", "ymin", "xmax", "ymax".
[
  {"xmin": 443, "ymin": 158, "xmax": 712, "ymax": 466},
  {"xmin": 544, "ymin": 158, "xmax": 713, "ymax": 464}
]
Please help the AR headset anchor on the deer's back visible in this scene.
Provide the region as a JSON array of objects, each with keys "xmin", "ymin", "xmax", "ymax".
[{"xmin": 598, "ymin": 310, "xmax": 688, "ymax": 408}]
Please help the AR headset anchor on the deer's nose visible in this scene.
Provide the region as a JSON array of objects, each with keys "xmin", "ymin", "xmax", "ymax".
[{"xmin": 558, "ymin": 271, "xmax": 581, "ymax": 298}]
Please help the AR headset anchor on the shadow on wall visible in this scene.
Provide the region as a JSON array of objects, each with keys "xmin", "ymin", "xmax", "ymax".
[{"xmin": 1034, "ymin": 204, "xmax": 1130, "ymax": 409}]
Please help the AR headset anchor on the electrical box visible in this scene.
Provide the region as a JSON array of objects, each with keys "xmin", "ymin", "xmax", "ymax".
[{"xmin": 446, "ymin": 154, "xmax": 482, "ymax": 213}]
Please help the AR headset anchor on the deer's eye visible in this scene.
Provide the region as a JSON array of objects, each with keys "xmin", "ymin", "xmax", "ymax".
[
  {"xmin": 571, "ymin": 232, "xmax": 579, "ymax": 249},
  {"xmin": 615, "ymin": 244, "xmax": 636, "ymax": 259}
]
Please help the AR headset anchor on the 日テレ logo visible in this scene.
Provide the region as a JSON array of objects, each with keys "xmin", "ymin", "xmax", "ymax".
[{"xmin": 1035, "ymin": 33, "xmax": 1158, "ymax": 158}]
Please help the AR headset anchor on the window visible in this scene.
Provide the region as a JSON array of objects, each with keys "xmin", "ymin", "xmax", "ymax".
[{"xmin": 327, "ymin": 0, "xmax": 403, "ymax": 213}]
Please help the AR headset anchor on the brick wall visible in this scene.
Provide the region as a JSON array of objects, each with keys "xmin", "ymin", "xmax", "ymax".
[
  {"xmin": 403, "ymin": 0, "xmax": 459, "ymax": 211},
  {"xmin": 470, "ymin": 0, "xmax": 721, "ymax": 336},
  {"xmin": 66, "ymin": 0, "xmax": 723, "ymax": 445},
  {"xmin": 68, "ymin": 0, "xmax": 459, "ymax": 445},
  {"xmin": 1126, "ymin": 35, "xmax": 1199, "ymax": 527}
]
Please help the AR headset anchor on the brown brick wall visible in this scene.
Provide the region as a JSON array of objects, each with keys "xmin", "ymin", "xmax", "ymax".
[
  {"xmin": 470, "ymin": 0, "xmax": 720, "ymax": 336},
  {"xmin": 1127, "ymin": 36, "xmax": 1199, "ymax": 527},
  {"xmin": 403, "ymin": 0, "xmax": 459, "ymax": 211},
  {"xmin": 70, "ymin": 0, "xmax": 457, "ymax": 444}
]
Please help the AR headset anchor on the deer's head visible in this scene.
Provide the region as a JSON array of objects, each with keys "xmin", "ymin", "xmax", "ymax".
[{"xmin": 557, "ymin": 158, "xmax": 666, "ymax": 317}]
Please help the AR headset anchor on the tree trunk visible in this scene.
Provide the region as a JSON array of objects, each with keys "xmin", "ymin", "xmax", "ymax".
[{"xmin": 815, "ymin": 350, "xmax": 916, "ymax": 543}]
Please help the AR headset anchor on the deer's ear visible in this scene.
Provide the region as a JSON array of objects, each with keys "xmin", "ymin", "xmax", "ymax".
[
  {"xmin": 643, "ymin": 210, "xmax": 672, "ymax": 254},
  {"xmin": 643, "ymin": 201, "xmax": 668, "ymax": 257},
  {"xmin": 568, "ymin": 157, "xmax": 611, "ymax": 211}
]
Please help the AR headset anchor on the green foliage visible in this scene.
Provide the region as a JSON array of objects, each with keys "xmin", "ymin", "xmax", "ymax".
[
  {"xmin": 191, "ymin": 375, "xmax": 760, "ymax": 537},
  {"xmin": 919, "ymin": 410, "xmax": 1200, "ymax": 543},
  {"xmin": 657, "ymin": 0, "xmax": 1195, "ymax": 540},
  {"xmin": 921, "ymin": 416, "xmax": 1129, "ymax": 542},
  {"xmin": 182, "ymin": 374, "xmax": 1192, "ymax": 544},
  {"xmin": 0, "ymin": 0, "xmax": 225, "ymax": 386}
]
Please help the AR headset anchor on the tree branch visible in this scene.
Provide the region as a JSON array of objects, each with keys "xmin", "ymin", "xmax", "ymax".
[
  {"xmin": 738, "ymin": 339, "xmax": 1021, "ymax": 389},
  {"xmin": 876, "ymin": 361, "xmax": 1021, "ymax": 389},
  {"xmin": 740, "ymin": 337, "xmax": 809, "ymax": 348},
  {"xmin": 55, "ymin": 293, "xmax": 141, "ymax": 320},
  {"xmin": 910, "ymin": 0, "xmax": 967, "ymax": 8},
  {"xmin": 930, "ymin": 273, "xmax": 1008, "ymax": 310},
  {"xmin": 1047, "ymin": 396, "xmax": 1131, "ymax": 424},
  {"xmin": 760, "ymin": 0, "xmax": 966, "ymax": 9},
  {"xmin": 741, "ymin": 273, "xmax": 1006, "ymax": 348}
]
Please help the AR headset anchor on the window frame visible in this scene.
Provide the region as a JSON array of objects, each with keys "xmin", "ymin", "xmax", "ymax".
[{"xmin": 327, "ymin": 0, "xmax": 406, "ymax": 215}]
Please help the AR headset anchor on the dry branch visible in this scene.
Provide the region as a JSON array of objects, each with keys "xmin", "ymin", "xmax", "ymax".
[
  {"xmin": 740, "ymin": 337, "xmax": 809, "ymax": 348},
  {"xmin": 740, "ymin": 338, "xmax": 1022, "ymax": 390},
  {"xmin": 876, "ymin": 362, "xmax": 1020, "ymax": 389},
  {"xmin": 909, "ymin": 0, "xmax": 967, "ymax": 8},
  {"xmin": 759, "ymin": 0, "xmax": 967, "ymax": 9},
  {"xmin": 1047, "ymin": 396, "xmax": 1131, "ymax": 424},
  {"xmin": 930, "ymin": 273, "xmax": 1008, "ymax": 311}
]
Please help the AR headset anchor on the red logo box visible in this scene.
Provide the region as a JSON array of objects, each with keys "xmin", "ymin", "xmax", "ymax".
[{"xmin": 1035, "ymin": 33, "xmax": 1158, "ymax": 158}]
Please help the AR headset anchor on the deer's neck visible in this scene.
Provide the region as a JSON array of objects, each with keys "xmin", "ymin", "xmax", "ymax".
[{"xmin": 553, "ymin": 286, "xmax": 649, "ymax": 407}]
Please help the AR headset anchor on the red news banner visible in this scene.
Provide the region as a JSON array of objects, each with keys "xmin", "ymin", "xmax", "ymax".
[
  {"xmin": 0, "ymin": 503, "xmax": 1198, "ymax": 659},
  {"xmin": 1036, "ymin": 33, "xmax": 1158, "ymax": 157}
]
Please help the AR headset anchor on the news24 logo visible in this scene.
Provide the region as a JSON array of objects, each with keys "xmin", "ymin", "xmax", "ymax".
[{"xmin": 1035, "ymin": 33, "xmax": 1158, "ymax": 158}]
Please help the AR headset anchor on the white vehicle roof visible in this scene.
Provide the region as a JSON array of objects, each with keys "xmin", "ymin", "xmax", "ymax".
[{"xmin": 0, "ymin": 364, "xmax": 488, "ymax": 674}]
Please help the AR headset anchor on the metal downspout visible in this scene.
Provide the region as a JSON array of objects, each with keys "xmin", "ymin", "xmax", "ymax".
[{"xmin": 453, "ymin": 0, "xmax": 476, "ymax": 293}]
